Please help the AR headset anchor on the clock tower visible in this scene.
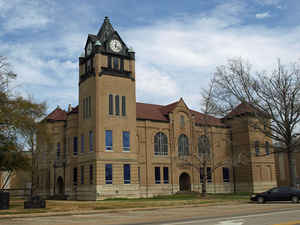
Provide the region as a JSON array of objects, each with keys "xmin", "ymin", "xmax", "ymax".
[{"xmin": 78, "ymin": 17, "xmax": 138, "ymax": 199}]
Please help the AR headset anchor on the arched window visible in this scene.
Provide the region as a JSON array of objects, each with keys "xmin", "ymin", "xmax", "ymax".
[
  {"xmin": 265, "ymin": 141, "xmax": 270, "ymax": 155},
  {"xmin": 255, "ymin": 141, "xmax": 260, "ymax": 156},
  {"xmin": 56, "ymin": 142, "xmax": 60, "ymax": 159},
  {"xmin": 180, "ymin": 115, "xmax": 185, "ymax": 128},
  {"xmin": 198, "ymin": 135, "xmax": 210, "ymax": 155},
  {"xmin": 178, "ymin": 134, "xmax": 189, "ymax": 156},
  {"xmin": 154, "ymin": 132, "xmax": 168, "ymax": 155}
]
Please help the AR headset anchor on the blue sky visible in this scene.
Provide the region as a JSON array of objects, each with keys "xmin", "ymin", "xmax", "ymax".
[{"xmin": 0, "ymin": 0, "xmax": 299, "ymax": 112}]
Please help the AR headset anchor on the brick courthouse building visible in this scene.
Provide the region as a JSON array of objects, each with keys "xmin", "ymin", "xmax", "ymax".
[{"xmin": 34, "ymin": 17, "xmax": 277, "ymax": 200}]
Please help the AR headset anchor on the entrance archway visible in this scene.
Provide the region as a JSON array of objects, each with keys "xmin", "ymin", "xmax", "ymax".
[
  {"xmin": 179, "ymin": 172, "xmax": 191, "ymax": 191},
  {"xmin": 56, "ymin": 176, "xmax": 64, "ymax": 195}
]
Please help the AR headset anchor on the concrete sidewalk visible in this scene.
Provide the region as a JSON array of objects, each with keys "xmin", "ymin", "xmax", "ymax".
[
  {"xmin": 0, "ymin": 202, "xmax": 300, "ymax": 221},
  {"xmin": 1, "ymin": 203, "xmax": 300, "ymax": 225},
  {"xmin": 0, "ymin": 201, "xmax": 242, "ymax": 220}
]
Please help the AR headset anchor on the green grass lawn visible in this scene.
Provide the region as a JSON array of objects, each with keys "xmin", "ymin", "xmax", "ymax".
[{"xmin": 0, "ymin": 193, "xmax": 249, "ymax": 215}]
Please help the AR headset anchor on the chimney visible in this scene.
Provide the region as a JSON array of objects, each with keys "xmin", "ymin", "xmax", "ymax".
[{"xmin": 68, "ymin": 104, "xmax": 72, "ymax": 113}]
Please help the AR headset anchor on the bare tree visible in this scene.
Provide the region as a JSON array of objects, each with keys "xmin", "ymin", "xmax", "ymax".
[
  {"xmin": 178, "ymin": 81, "xmax": 252, "ymax": 196},
  {"xmin": 210, "ymin": 58, "xmax": 300, "ymax": 187},
  {"xmin": 0, "ymin": 56, "xmax": 46, "ymax": 192}
]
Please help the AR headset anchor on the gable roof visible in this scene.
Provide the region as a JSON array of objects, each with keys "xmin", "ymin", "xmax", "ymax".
[
  {"xmin": 224, "ymin": 102, "xmax": 259, "ymax": 119},
  {"xmin": 45, "ymin": 107, "xmax": 67, "ymax": 121},
  {"xmin": 136, "ymin": 102, "xmax": 169, "ymax": 122},
  {"xmin": 136, "ymin": 101, "xmax": 224, "ymax": 127},
  {"xmin": 191, "ymin": 110, "xmax": 224, "ymax": 127},
  {"xmin": 68, "ymin": 106, "xmax": 78, "ymax": 115},
  {"xmin": 160, "ymin": 101, "xmax": 179, "ymax": 115},
  {"xmin": 97, "ymin": 17, "xmax": 115, "ymax": 43},
  {"xmin": 45, "ymin": 101, "xmax": 224, "ymax": 127}
]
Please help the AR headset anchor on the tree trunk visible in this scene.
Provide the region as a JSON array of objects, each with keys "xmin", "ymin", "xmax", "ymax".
[
  {"xmin": 287, "ymin": 151, "xmax": 296, "ymax": 187},
  {"xmin": 201, "ymin": 160, "xmax": 207, "ymax": 197},
  {"xmin": 1, "ymin": 171, "xmax": 12, "ymax": 190}
]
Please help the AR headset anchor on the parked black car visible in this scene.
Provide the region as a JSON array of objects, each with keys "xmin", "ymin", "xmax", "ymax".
[{"xmin": 251, "ymin": 187, "xmax": 300, "ymax": 203}]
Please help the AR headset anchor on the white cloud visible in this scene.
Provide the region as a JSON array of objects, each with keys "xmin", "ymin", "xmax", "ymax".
[
  {"xmin": 0, "ymin": 0, "xmax": 299, "ymax": 112},
  {"xmin": 136, "ymin": 63, "xmax": 179, "ymax": 98},
  {"xmin": 256, "ymin": 12, "xmax": 271, "ymax": 19},
  {"xmin": 0, "ymin": 0, "xmax": 54, "ymax": 32},
  {"xmin": 123, "ymin": 6, "xmax": 300, "ymax": 109},
  {"xmin": 256, "ymin": 0, "xmax": 281, "ymax": 6}
]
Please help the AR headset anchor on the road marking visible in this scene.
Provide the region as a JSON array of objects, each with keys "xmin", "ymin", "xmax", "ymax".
[
  {"xmin": 160, "ymin": 209, "xmax": 300, "ymax": 225},
  {"xmin": 218, "ymin": 220, "xmax": 244, "ymax": 225},
  {"xmin": 273, "ymin": 221, "xmax": 300, "ymax": 225}
]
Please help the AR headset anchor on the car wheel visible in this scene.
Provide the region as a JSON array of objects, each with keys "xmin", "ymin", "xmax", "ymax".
[
  {"xmin": 257, "ymin": 196, "xmax": 265, "ymax": 204},
  {"xmin": 291, "ymin": 196, "xmax": 299, "ymax": 203}
]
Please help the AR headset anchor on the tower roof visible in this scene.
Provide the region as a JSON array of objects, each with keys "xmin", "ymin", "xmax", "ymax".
[
  {"xmin": 97, "ymin": 16, "xmax": 115, "ymax": 43},
  {"xmin": 224, "ymin": 102, "xmax": 268, "ymax": 119},
  {"xmin": 45, "ymin": 107, "xmax": 67, "ymax": 121}
]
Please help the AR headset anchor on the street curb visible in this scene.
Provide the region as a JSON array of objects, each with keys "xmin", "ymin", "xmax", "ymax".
[{"xmin": 0, "ymin": 201, "xmax": 247, "ymax": 220}]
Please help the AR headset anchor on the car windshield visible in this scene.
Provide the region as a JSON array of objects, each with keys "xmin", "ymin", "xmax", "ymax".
[
  {"xmin": 290, "ymin": 187, "xmax": 300, "ymax": 192},
  {"xmin": 270, "ymin": 188, "xmax": 280, "ymax": 193}
]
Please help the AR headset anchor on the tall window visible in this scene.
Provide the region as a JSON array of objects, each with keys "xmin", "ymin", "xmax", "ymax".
[
  {"xmin": 138, "ymin": 167, "xmax": 141, "ymax": 184},
  {"xmin": 105, "ymin": 130, "xmax": 113, "ymax": 150},
  {"xmin": 63, "ymin": 137, "xmax": 66, "ymax": 159},
  {"xmin": 88, "ymin": 96, "xmax": 91, "ymax": 117},
  {"xmin": 109, "ymin": 94, "xmax": 113, "ymax": 115},
  {"xmin": 223, "ymin": 167, "xmax": 229, "ymax": 182},
  {"xmin": 155, "ymin": 167, "xmax": 161, "ymax": 184},
  {"xmin": 200, "ymin": 167, "xmax": 204, "ymax": 183},
  {"xmin": 86, "ymin": 97, "xmax": 88, "ymax": 118},
  {"xmin": 198, "ymin": 135, "xmax": 210, "ymax": 155},
  {"xmin": 89, "ymin": 131, "xmax": 93, "ymax": 152},
  {"xmin": 154, "ymin": 132, "xmax": 168, "ymax": 156},
  {"xmin": 87, "ymin": 59, "xmax": 92, "ymax": 72},
  {"xmin": 107, "ymin": 56, "xmax": 112, "ymax": 68},
  {"xmin": 83, "ymin": 96, "xmax": 91, "ymax": 119},
  {"xmin": 122, "ymin": 96, "xmax": 126, "ymax": 116},
  {"xmin": 120, "ymin": 58, "xmax": 124, "ymax": 71},
  {"xmin": 57, "ymin": 142, "xmax": 60, "ymax": 159},
  {"xmin": 207, "ymin": 167, "xmax": 212, "ymax": 182},
  {"xmin": 123, "ymin": 131, "xmax": 130, "ymax": 151},
  {"xmin": 81, "ymin": 134, "xmax": 84, "ymax": 153},
  {"xmin": 80, "ymin": 166, "xmax": 84, "ymax": 185},
  {"xmin": 163, "ymin": 167, "xmax": 169, "ymax": 184},
  {"xmin": 73, "ymin": 137, "xmax": 78, "ymax": 156},
  {"xmin": 89, "ymin": 164, "xmax": 93, "ymax": 184},
  {"xmin": 265, "ymin": 141, "xmax": 270, "ymax": 155},
  {"xmin": 123, "ymin": 164, "xmax": 131, "ymax": 184},
  {"xmin": 83, "ymin": 98, "xmax": 86, "ymax": 119},
  {"xmin": 180, "ymin": 115, "xmax": 185, "ymax": 128},
  {"xmin": 115, "ymin": 95, "xmax": 120, "ymax": 115},
  {"xmin": 113, "ymin": 57, "xmax": 119, "ymax": 70},
  {"xmin": 105, "ymin": 164, "xmax": 113, "ymax": 184},
  {"xmin": 178, "ymin": 134, "xmax": 189, "ymax": 156},
  {"xmin": 255, "ymin": 141, "xmax": 260, "ymax": 156},
  {"xmin": 73, "ymin": 167, "xmax": 78, "ymax": 185}
]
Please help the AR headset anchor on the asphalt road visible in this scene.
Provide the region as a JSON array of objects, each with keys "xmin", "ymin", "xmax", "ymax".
[{"xmin": 2, "ymin": 203, "xmax": 300, "ymax": 225}]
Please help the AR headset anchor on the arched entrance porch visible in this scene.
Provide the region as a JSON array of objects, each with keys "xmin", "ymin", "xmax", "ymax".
[
  {"xmin": 56, "ymin": 176, "xmax": 64, "ymax": 195},
  {"xmin": 179, "ymin": 172, "xmax": 191, "ymax": 191}
]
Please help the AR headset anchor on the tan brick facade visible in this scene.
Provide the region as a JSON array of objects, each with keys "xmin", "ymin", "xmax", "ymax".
[{"xmin": 34, "ymin": 17, "xmax": 277, "ymax": 200}]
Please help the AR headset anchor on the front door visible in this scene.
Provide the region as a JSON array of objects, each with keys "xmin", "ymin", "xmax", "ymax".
[
  {"xmin": 179, "ymin": 173, "xmax": 191, "ymax": 191},
  {"xmin": 56, "ymin": 176, "xmax": 64, "ymax": 195}
]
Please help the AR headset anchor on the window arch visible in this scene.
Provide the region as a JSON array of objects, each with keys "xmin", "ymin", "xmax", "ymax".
[
  {"xmin": 154, "ymin": 132, "xmax": 168, "ymax": 155},
  {"xmin": 198, "ymin": 135, "xmax": 210, "ymax": 155},
  {"xmin": 255, "ymin": 141, "xmax": 260, "ymax": 156},
  {"xmin": 180, "ymin": 115, "xmax": 185, "ymax": 128},
  {"xmin": 265, "ymin": 141, "xmax": 270, "ymax": 155},
  {"xmin": 178, "ymin": 134, "xmax": 189, "ymax": 156}
]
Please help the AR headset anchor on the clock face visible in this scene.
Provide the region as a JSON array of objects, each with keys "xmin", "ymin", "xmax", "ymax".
[
  {"xmin": 86, "ymin": 42, "xmax": 92, "ymax": 56},
  {"xmin": 110, "ymin": 39, "xmax": 122, "ymax": 53}
]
